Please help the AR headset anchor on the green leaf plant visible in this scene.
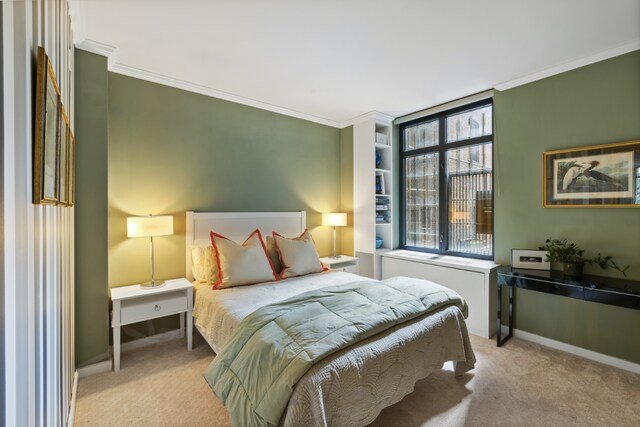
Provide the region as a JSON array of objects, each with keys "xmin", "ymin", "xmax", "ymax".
[{"xmin": 539, "ymin": 238, "xmax": 629, "ymax": 277}]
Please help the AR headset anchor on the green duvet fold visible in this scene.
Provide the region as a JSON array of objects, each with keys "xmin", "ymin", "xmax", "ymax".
[{"xmin": 204, "ymin": 277, "xmax": 468, "ymax": 427}]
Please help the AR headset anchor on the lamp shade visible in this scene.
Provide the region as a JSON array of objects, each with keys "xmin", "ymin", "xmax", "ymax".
[
  {"xmin": 322, "ymin": 213, "xmax": 347, "ymax": 227},
  {"xmin": 127, "ymin": 216, "xmax": 174, "ymax": 238}
]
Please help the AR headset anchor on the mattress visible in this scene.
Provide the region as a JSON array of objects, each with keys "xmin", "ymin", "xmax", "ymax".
[{"xmin": 193, "ymin": 271, "xmax": 475, "ymax": 427}]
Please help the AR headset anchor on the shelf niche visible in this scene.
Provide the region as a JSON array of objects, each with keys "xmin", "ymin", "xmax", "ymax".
[{"xmin": 354, "ymin": 113, "xmax": 395, "ymax": 279}]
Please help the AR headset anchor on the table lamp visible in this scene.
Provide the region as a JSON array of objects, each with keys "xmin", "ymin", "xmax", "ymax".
[
  {"xmin": 127, "ymin": 215, "xmax": 174, "ymax": 289},
  {"xmin": 322, "ymin": 212, "xmax": 347, "ymax": 258}
]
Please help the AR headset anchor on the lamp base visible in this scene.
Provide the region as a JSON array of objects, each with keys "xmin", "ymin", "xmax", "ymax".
[
  {"xmin": 329, "ymin": 254, "xmax": 342, "ymax": 259},
  {"xmin": 140, "ymin": 280, "xmax": 166, "ymax": 290}
]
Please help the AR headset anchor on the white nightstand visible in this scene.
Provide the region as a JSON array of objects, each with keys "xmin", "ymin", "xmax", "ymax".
[
  {"xmin": 110, "ymin": 278, "xmax": 193, "ymax": 371},
  {"xmin": 320, "ymin": 255, "xmax": 360, "ymax": 274}
]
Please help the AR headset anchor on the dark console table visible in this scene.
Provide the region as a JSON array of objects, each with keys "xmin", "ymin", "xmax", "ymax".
[{"xmin": 496, "ymin": 267, "xmax": 640, "ymax": 347}]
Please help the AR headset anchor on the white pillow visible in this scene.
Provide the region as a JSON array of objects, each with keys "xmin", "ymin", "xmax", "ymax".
[
  {"xmin": 273, "ymin": 229, "xmax": 325, "ymax": 279},
  {"xmin": 210, "ymin": 229, "xmax": 277, "ymax": 289},
  {"xmin": 190, "ymin": 245, "xmax": 217, "ymax": 284},
  {"xmin": 191, "ymin": 246, "xmax": 205, "ymax": 282}
]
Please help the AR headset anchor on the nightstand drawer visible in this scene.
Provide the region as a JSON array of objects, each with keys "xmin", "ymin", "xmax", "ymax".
[
  {"xmin": 335, "ymin": 265, "xmax": 359, "ymax": 274},
  {"xmin": 120, "ymin": 292, "xmax": 188, "ymax": 324}
]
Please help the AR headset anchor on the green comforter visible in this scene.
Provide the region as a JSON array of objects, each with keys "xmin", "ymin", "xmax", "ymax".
[{"xmin": 204, "ymin": 277, "xmax": 468, "ymax": 427}]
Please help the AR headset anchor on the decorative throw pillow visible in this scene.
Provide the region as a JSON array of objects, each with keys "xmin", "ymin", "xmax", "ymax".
[
  {"xmin": 273, "ymin": 229, "xmax": 325, "ymax": 279},
  {"xmin": 190, "ymin": 245, "xmax": 217, "ymax": 284},
  {"xmin": 190, "ymin": 246, "xmax": 205, "ymax": 282},
  {"xmin": 265, "ymin": 235, "xmax": 284, "ymax": 275},
  {"xmin": 210, "ymin": 229, "xmax": 277, "ymax": 289}
]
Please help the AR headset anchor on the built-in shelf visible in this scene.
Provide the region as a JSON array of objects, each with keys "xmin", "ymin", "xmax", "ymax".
[{"xmin": 354, "ymin": 113, "xmax": 395, "ymax": 280}]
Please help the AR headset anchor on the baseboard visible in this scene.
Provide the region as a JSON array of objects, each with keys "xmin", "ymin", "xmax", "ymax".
[
  {"xmin": 67, "ymin": 371, "xmax": 79, "ymax": 427},
  {"xmin": 119, "ymin": 329, "xmax": 183, "ymax": 353},
  {"xmin": 500, "ymin": 325, "xmax": 640, "ymax": 374},
  {"xmin": 77, "ymin": 359, "xmax": 112, "ymax": 378}
]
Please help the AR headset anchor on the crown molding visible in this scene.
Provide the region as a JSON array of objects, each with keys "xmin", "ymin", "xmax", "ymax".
[
  {"xmin": 340, "ymin": 111, "xmax": 395, "ymax": 128},
  {"xmin": 494, "ymin": 39, "xmax": 640, "ymax": 91},
  {"xmin": 75, "ymin": 39, "xmax": 117, "ymax": 58},
  {"xmin": 72, "ymin": 37, "xmax": 638, "ymax": 129},
  {"xmin": 73, "ymin": 40, "xmax": 391, "ymax": 129},
  {"xmin": 394, "ymin": 90, "xmax": 494, "ymax": 125},
  {"xmin": 74, "ymin": 37, "xmax": 343, "ymax": 128},
  {"xmin": 109, "ymin": 63, "xmax": 341, "ymax": 128}
]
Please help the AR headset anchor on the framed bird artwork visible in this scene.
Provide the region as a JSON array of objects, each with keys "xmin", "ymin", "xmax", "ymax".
[{"xmin": 543, "ymin": 140, "xmax": 640, "ymax": 208}]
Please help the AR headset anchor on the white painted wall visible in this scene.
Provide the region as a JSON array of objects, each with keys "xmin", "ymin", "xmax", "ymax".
[{"xmin": 2, "ymin": 0, "xmax": 75, "ymax": 425}]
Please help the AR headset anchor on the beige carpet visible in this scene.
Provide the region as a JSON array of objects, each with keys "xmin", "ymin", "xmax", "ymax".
[{"xmin": 74, "ymin": 333, "xmax": 640, "ymax": 426}]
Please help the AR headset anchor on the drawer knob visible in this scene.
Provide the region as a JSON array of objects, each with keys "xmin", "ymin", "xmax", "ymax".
[{"xmin": 154, "ymin": 304, "xmax": 161, "ymax": 311}]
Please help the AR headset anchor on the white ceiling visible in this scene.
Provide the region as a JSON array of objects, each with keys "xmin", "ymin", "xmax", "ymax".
[{"xmin": 69, "ymin": 0, "xmax": 640, "ymax": 127}]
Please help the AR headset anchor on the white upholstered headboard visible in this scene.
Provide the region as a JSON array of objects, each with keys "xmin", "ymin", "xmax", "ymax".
[{"xmin": 185, "ymin": 211, "xmax": 306, "ymax": 281}]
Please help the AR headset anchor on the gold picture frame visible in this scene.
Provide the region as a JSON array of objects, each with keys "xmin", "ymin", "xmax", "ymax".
[
  {"xmin": 58, "ymin": 106, "xmax": 70, "ymax": 206},
  {"xmin": 68, "ymin": 130, "xmax": 75, "ymax": 206},
  {"xmin": 33, "ymin": 47, "xmax": 61, "ymax": 205},
  {"xmin": 543, "ymin": 140, "xmax": 640, "ymax": 208}
]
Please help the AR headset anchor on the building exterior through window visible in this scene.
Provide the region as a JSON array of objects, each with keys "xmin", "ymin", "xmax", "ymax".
[{"xmin": 400, "ymin": 99, "xmax": 493, "ymax": 259}]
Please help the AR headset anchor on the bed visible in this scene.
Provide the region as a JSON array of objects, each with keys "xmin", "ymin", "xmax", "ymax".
[{"xmin": 186, "ymin": 211, "xmax": 475, "ymax": 427}]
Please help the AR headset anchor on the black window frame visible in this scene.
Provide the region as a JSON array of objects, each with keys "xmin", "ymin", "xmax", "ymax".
[{"xmin": 399, "ymin": 98, "xmax": 494, "ymax": 260}]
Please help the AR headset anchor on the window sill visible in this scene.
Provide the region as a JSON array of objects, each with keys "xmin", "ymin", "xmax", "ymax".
[{"xmin": 381, "ymin": 249, "xmax": 499, "ymax": 273}]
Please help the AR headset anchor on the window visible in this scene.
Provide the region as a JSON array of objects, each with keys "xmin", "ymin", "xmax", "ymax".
[{"xmin": 400, "ymin": 99, "xmax": 493, "ymax": 258}]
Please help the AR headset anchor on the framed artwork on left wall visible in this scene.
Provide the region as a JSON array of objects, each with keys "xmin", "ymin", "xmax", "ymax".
[
  {"xmin": 543, "ymin": 140, "xmax": 640, "ymax": 208},
  {"xmin": 58, "ymin": 106, "xmax": 70, "ymax": 206},
  {"xmin": 33, "ymin": 46, "xmax": 61, "ymax": 205},
  {"xmin": 68, "ymin": 130, "xmax": 75, "ymax": 206}
]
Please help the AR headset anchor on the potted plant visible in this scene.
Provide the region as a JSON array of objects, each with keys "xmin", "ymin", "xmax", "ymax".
[{"xmin": 539, "ymin": 238, "xmax": 629, "ymax": 277}]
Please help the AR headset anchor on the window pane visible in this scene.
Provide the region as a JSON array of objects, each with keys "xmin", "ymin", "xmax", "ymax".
[
  {"xmin": 405, "ymin": 153, "xmax": 439, "ymax": 249},
  {"xmin": 446, "ymin": 143, "xmax": 493, "ymax": 256},
  {"xmin": 446, "ymin": 105, "xmax": 492, "ymax": 143},
  {"xmin": 404, "ymin": 120, "xmax": 439, "ymax": 151}
]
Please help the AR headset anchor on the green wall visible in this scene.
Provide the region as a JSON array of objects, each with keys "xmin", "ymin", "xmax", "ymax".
[
  {"xmin": 494, "ymin": 50, "xmax": 640, "ymax": 363},
  {"xmin": 108, "ymin": 72, "xmax": 342, "ymax": 287},
  {"xmin": 74, "ymin": 50, "xmax": 346, "ymax": 365},
  {"xmin": 108, "ymin": 73, "xmax": 343, "ymax": 343},
  {"xmin": 74, "ymin": 51, "xmax": 110, "ymax": 366}
]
